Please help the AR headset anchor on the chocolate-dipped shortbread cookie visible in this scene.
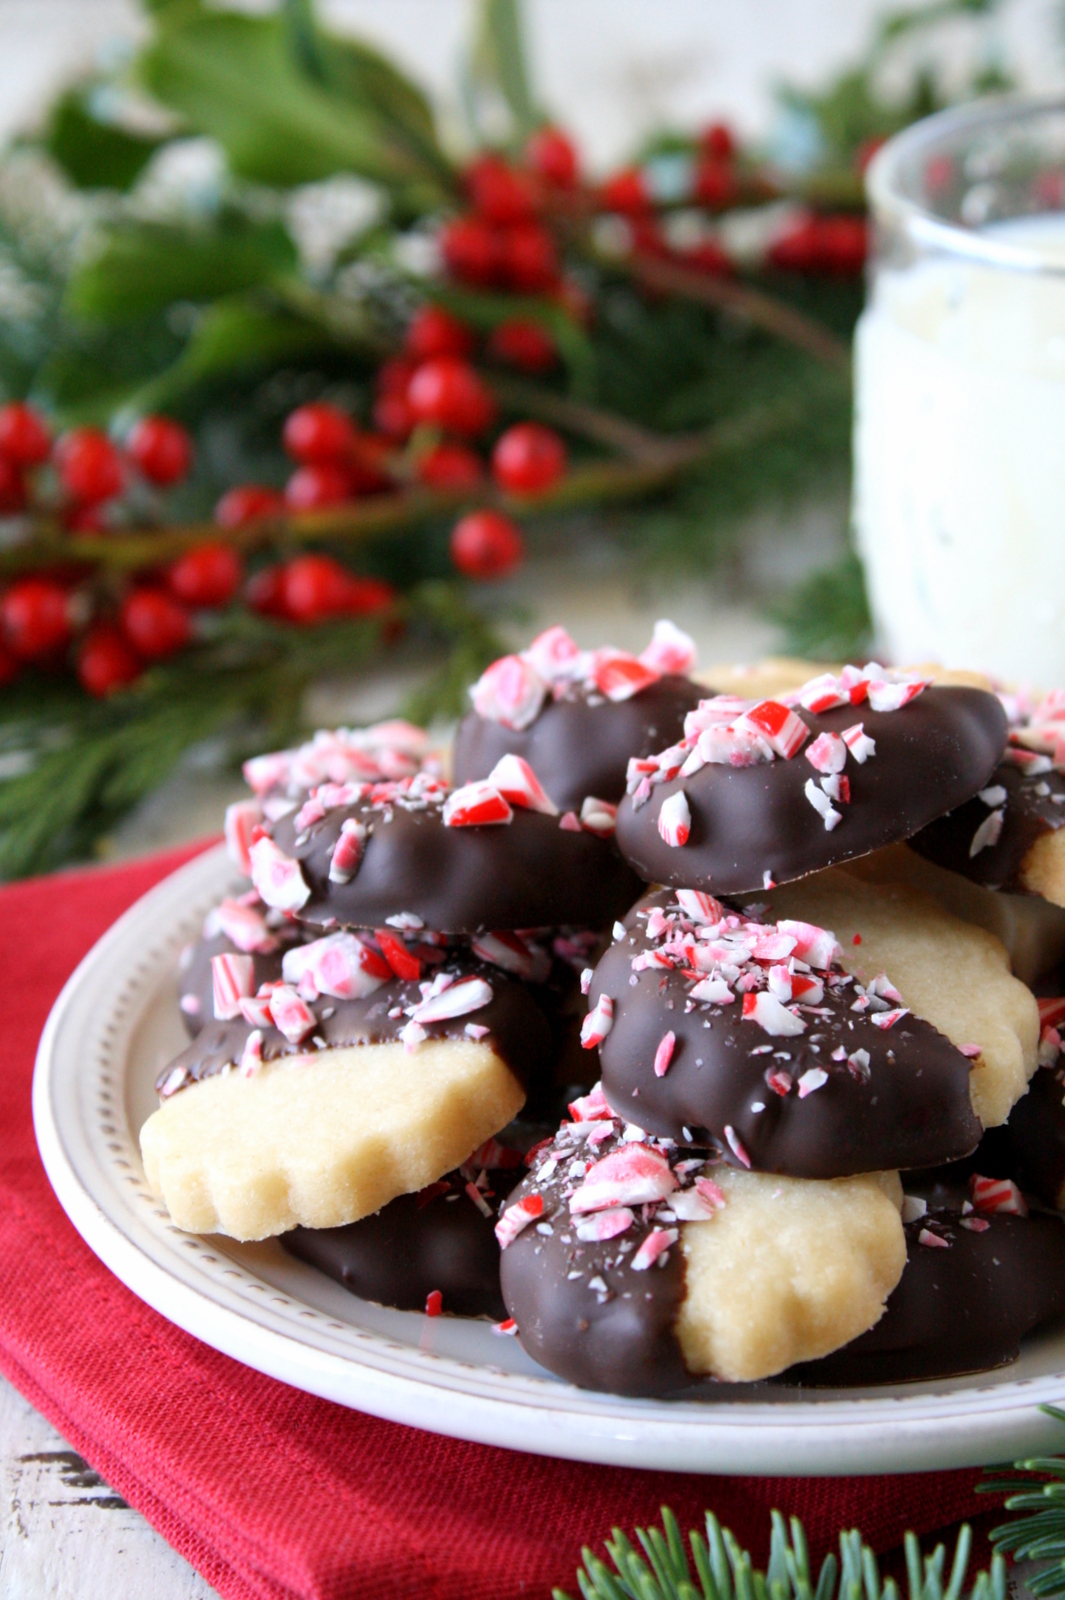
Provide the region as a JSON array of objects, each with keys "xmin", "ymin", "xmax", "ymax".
[
  {"xmin": 614, "ymin": 667, "xmax": 1007, "ymax": 897},
  {"xmin": 252, "ymin": 769, "xmax": 640, "ymax": 935},
  {"xmin": 142, "ymin": 938, "xmax": 551, "ymax": 1240},
  {"xmin": 750, "ymin": 868, "xmax": 1039, "ymax": 1129},
  {"xmin": 497, "ymin": 1104, "xmax": 905, "ymax": 1393},
  {"xmin": 453, "ymin": 623, "xmax": 703, "ymax": 813},
  {"xmin": 177, "ymin": 896, "xmax": 302, "ymax": 1035},
  {"xmin": 284, "ymin": 1135, "xmax": 533, "ymax": 1319},
  {"xmin": 791, "ymin": 1171, "xmax": 1065, "ymax": 1384},
  {"xmin": 587, "ymin": 887, "xmax": 981, "ymax": 1176},
  {"xmin": 910, "ymin": 691, "xmax": 1065, "ymax": 909}
]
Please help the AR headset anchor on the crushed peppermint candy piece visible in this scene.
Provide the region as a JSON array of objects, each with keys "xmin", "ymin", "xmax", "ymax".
[
  {"xmin": 979, "ymin": 785, "xmax": 1008, "ymax": 807},
  {"xmin": 592, "ymin": 650, "xmax": 660, "ymax": 702},
  {"xmin": 741, "ymin": 990, "xmax": 807, "ymax": 1037},
  {"xmin": 581, "ymin": 993, "xmax": 615, "ymax": 1048},
  {"xmin": 777, "ymin": 919, "xmax": 841, "ymax": 969},
  {"xmin": 570, "ymin": 1143, "xmax": 678, "ymax": 1213},
  {"xmin": 410, "ymin": 975, "xmax": 493, "ymax": 1024},
  {"xmin": 724, "ymin": 1124, "xmax": 752, "ymax": 1167},
  {"xmin": 580, "ymin": 795, "xmax": 617, "ymax": 836},
  {"xmin": 249, "ymin": 835, "xmax": 311, "ymax": 912},
  {"xmin": 918, "ymin": 1227, "xmax": 950, "ymax": 1249},
  {"xmin": 495, "ymin": 1193, "xmax": 544, "ymax": 1247},
  {"xmin": 639, "ymin": 619, "xmax": 697, "ymax": 676},
  {"xmin": 630, "ymin": 1227, "xmax": 679, "ymax": 1271},
  {"xmin": 796, "ymin": 1066, "xmax": 828, "ymax": 1097},
  {"xmin": 492, "ymin": 1317, "xmax": 519, "ymax": 1335},
  {"xmin": 657, "ymin": 789, "xmax": 691, "ymax": 847},
  {"xmin": 204, "ymin": 898, "xmax": 278, "ymax": 954},
  {"xmin": 804, "ymin": 731, "xmax": 847, "ymax": 775},
  {"xmin": 559, "ymin": 810, "xmax": 581, "ymax": 831},
  {"xmin": 470, "ymin": 930, "xmax": 550, "ymax": 983},
  {"xmin": 485, "ymin": 753, "xmax": 558, "ymax": 816},
  {"xmin": 842, "ymin": 723, "xmax": 876, "ymax": 763},
  {"xmin": 282, "ymin": 931, "xmax": 390, "ymax": 1000},
  {"xmin": 569, "ymin": 1083, "xmax": 612, "ymax": 1122},
  {"xmin": 442, "ymin": 781, "xmax": 513, "ymax": 827},
  {"xmin": 470, "ymin": 654, "xmax": 547, "ymax": 730},
  {"xmin": 267, "ymin": 984, "xmax": 316, "ymax": 1044},
  {"xmin": 211, "ymin": 952, "xmax": 255, "ymax": 1020},
  {"xmin": 575, "ymin": 1206, "xmax": 635, "ymax": 1242},
  {"xmin": 675, "ymin": 887, "xmax": 726, "ymax": 924},
  {"xmin": 690, "ymin": 973, "xmax": 734, "ymax": 1004},
  {"xmin": 804, "ymin": 778, "xmax": 842, "ymax": 831},
  {"xmin": 653, "ymin": 1031, "xmax": 676, "ymax": 1078},
  {"xmin": 960, "ymin": 1216, "xmax": 991, "ymax": 1233},
  {"xmin": 328, "ymin": 819, "xmax": 366, "ymax": 883},
  {"xmin": 224, "ymin": 798, "xmax": 263, "ymax": 877},
  {"xmin": 238, "ymin": 1028, "xmax": 264, "ymax": 1078},
  {"xmin": 969, "ymin": 807, "xmax": 1004, "ymax": 857},
  {"xmin": 901, "ymin": 1195, "xmax": 927, "ymax": 1223},
  {"xmin": 870, "ymin": 1007, "xmax": 910, "ymax": 1030},
  {"xmin": 970, "ymin": 1174, "xmax": 1027, "ymax": 1216},
  {"xmin": 734, "ymin": 700, "xmax": 809, "ymax": 759}
]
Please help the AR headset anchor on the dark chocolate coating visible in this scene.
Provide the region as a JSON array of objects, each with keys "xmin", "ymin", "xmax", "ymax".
[
  {"xmin": 615, "ymin": 687, "xmax": 1008, "ymax": 895},
  {"xmin": 271, "ymin": 797, "xmax": 642, "ymax": 935},
  {"xmin": 591, "ymin": 889, "xmax": 981, "ymax": 1177},
  {"xmin": 283, "ymin": 1167, "xmax": 521, "ymax": 1319},
  {"xmin": 157, "ymin": 956, "xmax": 553, "ymax": 1098},
  {"xmin": 792, "ymin": 1177, "xmax": 1065, "ymax": 1385},
  {"xmin": 910, "ymin": 760, "xmax": 1065, "ymax": 895},
  {"xmin": 1000, "ymin": 1064, "xmax": 1065, "ymax": 1212},
  {"xmin": 177, "ymin": 932, "xmax": 288, "ymax": 1037},
  {"xmin": 498, "ymin": 1127, "xmax": 691, "ymax": 1395},
  {"xmin": 452, "ymin": 676, "xmax": 704, "ymax": 811}
]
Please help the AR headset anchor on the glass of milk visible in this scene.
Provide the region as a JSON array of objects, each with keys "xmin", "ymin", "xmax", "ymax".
[{"xmin": 855, "ymin": 97, "xmax": 1065, "ymax": 684}]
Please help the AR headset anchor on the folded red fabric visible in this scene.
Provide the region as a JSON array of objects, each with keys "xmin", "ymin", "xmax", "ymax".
[{"xmin": 0, "ymin": 845, "xmax": 994, "ymax": 1600}]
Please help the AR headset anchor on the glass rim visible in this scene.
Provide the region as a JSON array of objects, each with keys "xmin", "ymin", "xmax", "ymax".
[{"xmin": 866, "ymin": 91, "xmax": 1065, "ymax": 273}]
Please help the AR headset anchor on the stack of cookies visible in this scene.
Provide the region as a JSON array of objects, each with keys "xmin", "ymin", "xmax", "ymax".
[{"xmin": 142, "ymin": 627, "xmax": 1065, "ymax": 1393}]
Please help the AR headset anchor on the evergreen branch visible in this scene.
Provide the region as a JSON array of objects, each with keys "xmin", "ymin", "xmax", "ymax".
[
  {"xmin": 982, "ymin": 1408, "xmax": 1065, "ymax": 1600},
  {"xmin": 486, "ymin": 373, "xmax": 676, "ymax": 462}
]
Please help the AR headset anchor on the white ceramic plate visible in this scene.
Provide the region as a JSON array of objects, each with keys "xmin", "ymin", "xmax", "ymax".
[{"xmin": 32, "ymin": 843, "xmax": 1065, "ymax": 1475}]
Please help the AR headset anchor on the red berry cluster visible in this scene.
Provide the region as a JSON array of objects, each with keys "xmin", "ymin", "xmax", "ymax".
[{"xmin": 768, "ymin": 213, "xmax": 868, "ymax": 276}]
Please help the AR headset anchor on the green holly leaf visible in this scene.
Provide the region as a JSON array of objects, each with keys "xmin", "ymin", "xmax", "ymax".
[
  {"xmin": 137, "ymin": 5, "xmax": 447, "ymax": 196},
  {"xmin": 43, "ymin": 88, "xmax": 167, "ymax": 192},
  {"xmin": 461, "ymin": 0, "xmax": 538, "ymax": 148},
  {"xmin": 65, "ymin": 213, "xmax": 299, "ymax": 323}
]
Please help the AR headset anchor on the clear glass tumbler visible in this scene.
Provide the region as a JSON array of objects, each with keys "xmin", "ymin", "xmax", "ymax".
[{"xmin": 855, "ymin": 95, "xmax": 1065, "ymax": 685}]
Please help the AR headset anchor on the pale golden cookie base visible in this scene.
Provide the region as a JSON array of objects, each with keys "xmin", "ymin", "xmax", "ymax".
[
  {"xmin": 139, "ymin": 1040, "xmax": 525, "ymax": 1241},
  {"xmin": 1020, "ymin": 829, "xmax": 1065, "ymax": 912},
  {"xmin": 676, "ymin": 1170, "xmax": 905, "ymax": 1383},
  {"xmin": 755, "ymin": 868, "xmax": 1038, "ymax": 1128},
  {"xmin": 852, "ymin": 843, "xmax": 1065, "ymax": 986}
]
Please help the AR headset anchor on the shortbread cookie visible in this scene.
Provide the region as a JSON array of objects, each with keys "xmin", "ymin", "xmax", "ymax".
[
  {"xmin": 497, "ymin": 1112, "xmax": 905, "ymax": 1392},
  {"xmin": 750, "ymin": 868, "xmax": 1038, "ymax": 1128},
  {"xmin": 614, "ymin": 667, "xmax": 1007, "ymax": 896},
  {"xmin": 791, "ymin": 1172, "xmax": 1065, "ymax": 1384},
  {"xmin": 142, "ymin": 947, "xmax": 549, "ymax": 1239},
  {"xmin": 453, "ymin": 623, "xmax": 703, "ymax": 812},
  {"xmin": 283, "ymin": 1134, "xmax": 535, "ymax": 1319},
  {"xmin": 845, "ymin": 843, "xmax": 1065, "ymax": 986},
  {"xmin": 589, "ymin": 888, "xmax": 981, "ymax": 1175},
  {"xmin": 254, "ymin": 770, "xmax": 640, "ymax": 935}
]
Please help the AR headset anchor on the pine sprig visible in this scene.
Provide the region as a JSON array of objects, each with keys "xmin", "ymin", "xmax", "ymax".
[
  {"xmin": 982, "ymin": 1406, "xmax": 1065, "ymax": 1598},
  {"xmin": 555, "ymin": 1506, "xmax": 1005, "ymax": 1600}
]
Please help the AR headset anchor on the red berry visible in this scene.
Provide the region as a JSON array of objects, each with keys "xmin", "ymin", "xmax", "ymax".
[
  {"xmin": 347, "ymin": 435, "xmax": 394, "ymax": 495},
  {"xmin": 246, "ymin": 564, "xmax": 289, "ymax": 619},
  {"xmin": 376, "ymin": 356, "xmax": 418, "ymax": 397},
  {"xmin": 372, "ymin": 392, "xmax": 415, "ymax": 441},
  {"xmin": 0, "ymin": 402, "xmax": 51, "ymax": 467},
  {"xmin": 465, "ymin": 155, "xmax": 537, "ymax": 225},
  {"xmin": 701, "ymin": 122, "xmax": 736, "ymax": 162},
  {"xmin": 282, "ymin": 402, "xmax": 357, "ymax": 465},
  {"xmin": 681, "ymin": 239, "xmax": 733, "ymax": 277},
  {"xmin": 279, "ymin": 555, "xmax": 390, "ymax": 624},
  {"xmin": 77, "ymin": 623, "xmax": 142, "ymax": 697},
  {"xmin": 407, "ymin": 358, "xmax": 496, "ymax": 437},
  {"xmin": 503, "ymin": 224, "xmax": 558, "ymax": 293},
  {"xmin": 54, "ymin": 428, "xmax": 125, "ymax": 504},
  {"xmin": 167, "ymin": 541, "xmax": 243, "ymax": 608},
  {"xmin": 0, "ymin": 578, "xmax": 72, "ymax": 660},
  {"xmin": 214, "ymin": 484, "xmax": 285, "ymax": 529},
  {"xmin": 120, "ymin": 587, "xmax": 192, "ymax": 660},
  {"xmin": 416, "ymin": 442, "xmax": 484, "ymax": 489},
  {"xmin": 629, "ymin": 216, "xmax": 669, "ymax": 259},
  {"xmin": 492, "ymin": 422, "xmax": 566, "ymax": 495},
  {"xmin": 769, "ymin": 214, "xmax": 867, "ymax": 276},
  {"xmin": 694, "ymin": 157, "xmax": 736, "ymax": 209},
  {"xmin": 487, "ymin": 318, "xmax": 557, "ymax": 373},
  {"xmin": 440, "ymin": 216, "xmax": 505, "ymax": 286},
  {"xmin": 65, "ymin": 503, "xmax": 107, "ymax": 535},
  {"xmin": 449, "ymin": 510, "xmax": 524, "ymax": 579},
  {"xmin": 0, "ymin": 457, "xmax": 25, "ymax": 514},
  {"xmin": 284, "ymin": 462, "xmax": 352, "ymax": 512},
  {"xmin": 600, "ymin": 167, "xmax": 649, "ymax": 214},
  {"xmin": 126, "ymin": 415, "xmax": 193, "ymax": 485},
  {"xmin": 404, "ymin": 306, "xmax": 474, "ymax": 363},
  {"xmin": 526, "ymin": 127, "xmax": 579, "ymax": 188}
]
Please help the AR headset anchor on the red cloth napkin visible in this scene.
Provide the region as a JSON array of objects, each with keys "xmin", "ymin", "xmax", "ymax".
[{"xmin": 0, "ymin": 844, "xmax": 999, "ymax": 1600}]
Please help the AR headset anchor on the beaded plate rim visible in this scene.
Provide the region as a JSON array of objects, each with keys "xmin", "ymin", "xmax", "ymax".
[{"xmin": 31, "ymin": 842, "xmax": 1065, "ymax": 1474}]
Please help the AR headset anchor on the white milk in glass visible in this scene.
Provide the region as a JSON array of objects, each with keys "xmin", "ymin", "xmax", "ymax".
[{"xmin": 854, "ymin": 215, "xmax": 1065, "ymax": 684}]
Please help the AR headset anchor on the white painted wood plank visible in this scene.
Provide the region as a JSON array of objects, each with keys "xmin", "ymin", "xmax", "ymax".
[{"xmin": 0, "ymin": 1375, "xmax": 217, "ymax": 1600}]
